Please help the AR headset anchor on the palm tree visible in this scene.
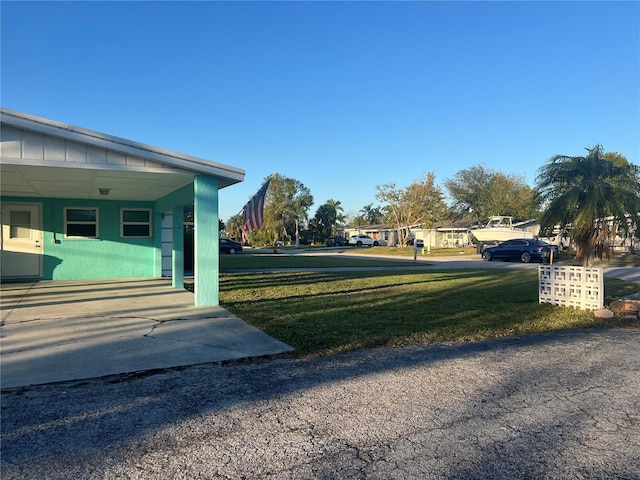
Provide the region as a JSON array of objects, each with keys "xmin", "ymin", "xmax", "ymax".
[
  {"xmin": 360, "ymin": 203, "xmax": 384, "ymax": 225},
  {"xmin": 535, "ymin": 145, "xmax": 640, "ymax": 266},
  {"xmin": 326, "ymin": 199, "xmax": 345, "ymax": 230}
]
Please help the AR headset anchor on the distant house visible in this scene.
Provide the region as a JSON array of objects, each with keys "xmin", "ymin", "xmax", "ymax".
[
  {"xmin": 343, "ymin": 223, "xmax": 435, "ymax": 247},
  {"xmin": 404, "ymin": 219, "xmax": 477, "ymax": 249},
  {"xmin": 342, "ymin": 224, "xmax": 399, "ymax": 246},
  {"xmin": 0, "ymin": 108, "xmax": 245, "ymax": 306},
  {"xmin": 435, "ymin": 219, "xmax": 479, "ymax": 248}
]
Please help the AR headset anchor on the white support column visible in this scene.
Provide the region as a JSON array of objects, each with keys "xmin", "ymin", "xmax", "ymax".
[
  {"xmin": 153, "ymin": 211, "xmax": 163, "ymax": 278},
  {"xmin": 172, "ymin": 206, "xmax": 184, "ymax": 288}
]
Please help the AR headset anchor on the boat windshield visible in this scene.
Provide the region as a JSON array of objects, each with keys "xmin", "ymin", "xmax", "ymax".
[{"xmin": 486, "ymin": 217, "xmax": 513, "ymax": 228}]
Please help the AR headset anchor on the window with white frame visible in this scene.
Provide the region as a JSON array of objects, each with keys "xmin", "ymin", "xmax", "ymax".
[
  {"xmin": 445, "ymin": 232, "xmax": 465, "ymax": 241},
  {"xmin": 121, "ymin": 209, "xmax": 152, "ymax": 238},
  {"xmin": 64, "ymin": 207, "xmax": 98, "ymax": 238}
]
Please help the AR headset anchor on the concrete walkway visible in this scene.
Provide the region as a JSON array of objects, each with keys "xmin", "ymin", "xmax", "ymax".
[{"xmin": 0, "ymin": 278, "xmax": 293, "ymax": 389}]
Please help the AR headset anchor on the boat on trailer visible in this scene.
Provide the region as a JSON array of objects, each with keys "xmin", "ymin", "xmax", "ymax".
[{"xmin": 471, "ymin": 216, "xmax": 535, "ymax": 243}]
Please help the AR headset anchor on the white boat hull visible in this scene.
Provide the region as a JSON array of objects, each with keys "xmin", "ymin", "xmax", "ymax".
[{"xmin": 472, "ymin": 228, "xmax": 534, "ymax": 243}]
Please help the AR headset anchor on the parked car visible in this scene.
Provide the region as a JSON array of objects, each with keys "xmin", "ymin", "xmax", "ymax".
[
  {"xmin": 481, "ymin": 239, "xmax": 558, "ymax": 263},
  {"xmin": 326, "ymin": 236, "xmax": 348, "ymax": 247},
  {"xmin": 220, "ymin": 238, "xmax": 242, "ymax": 254},
  {"xmin": 539, "ymin": 229, "xmax": 570, "ymax": 250},
  {"xmin": 348, "ymin": 234, "xmax": 387, "ymax": 247}
]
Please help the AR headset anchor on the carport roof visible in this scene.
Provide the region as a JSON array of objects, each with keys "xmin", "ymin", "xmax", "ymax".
[{"xmin": 0, "ymin": 108, "xmax": 245, "ymax": 201}]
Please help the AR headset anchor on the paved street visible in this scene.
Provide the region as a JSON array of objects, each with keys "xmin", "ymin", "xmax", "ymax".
[{"xmin": 2, "ymin": 329, "xmax": 639, "ymax": 479}]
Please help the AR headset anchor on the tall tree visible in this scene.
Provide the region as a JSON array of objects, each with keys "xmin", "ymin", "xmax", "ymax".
[
  {"xmin": 444, "ymin": 164, "xmax": 494, "ymax": 219},
  {"xmin": 376, "ymin": 172, "xmax": 448, "ymax": 245},
  {"xmin": 535, "ymin": 145, "xmax": 640, "ymax": 266},
  {"xmin": 225, "ymin": 214, "xmax": 243, "ymax": 242},
  {"xmin": 345, "ymin": 211, "xmax": 367, "ymax": 226},
  {"xmin": 445, "ymin": 165, "xmax": 539, "ymax": 220},
  {"xmin": 260, "ymin": 173, "xmax": 313, "ymax": 247},
  {"xmin": 310, "ymin": 200, "xmax": 341, "ymax": 243},
  {"xmin": 603, "ymin": 151, "xmax": 634, "ymax": 170},
  {"xmin": 486, "ymin": 173, "xmax": 540, "ymax": 219},
  {"xmin": 359, "ymin": 203, "xmax": 384, "ymax": 225},
  {"xmin": 326, "ymin": 199, "xmax": 345, "ymax": 227}
]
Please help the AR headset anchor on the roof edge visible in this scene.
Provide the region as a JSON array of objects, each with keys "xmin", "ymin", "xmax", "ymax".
[{"xmin": 1, "ymin": 108, "xmax": 245, "ymax": 184}]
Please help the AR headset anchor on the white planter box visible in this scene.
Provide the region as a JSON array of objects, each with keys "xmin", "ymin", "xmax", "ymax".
[{"xmin": 539, "ymin": 265, "xmax": 604, "ymax": 310}]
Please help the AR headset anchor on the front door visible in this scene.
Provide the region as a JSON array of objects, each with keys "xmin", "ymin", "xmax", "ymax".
[{"xmin": 1, "ymin": 203, "xmax": 43, "ymax": 278}]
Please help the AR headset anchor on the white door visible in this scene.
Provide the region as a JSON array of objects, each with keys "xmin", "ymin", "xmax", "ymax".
[{"xmin": 1, "ymin": 204, "xmax": 43, "ymax": 278}]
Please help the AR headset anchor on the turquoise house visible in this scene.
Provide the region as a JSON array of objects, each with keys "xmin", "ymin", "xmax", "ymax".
[{"xmin": 0, "ymin": 108, "xmax": 245, "ymax": 306}]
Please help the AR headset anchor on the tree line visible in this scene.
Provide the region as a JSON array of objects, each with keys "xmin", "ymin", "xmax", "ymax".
[{"xmin": 224, "ymin": 146, "xmax": 640, "ymax": 266}]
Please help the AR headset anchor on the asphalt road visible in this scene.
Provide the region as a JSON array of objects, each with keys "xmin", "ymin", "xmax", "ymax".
[{"xmin": 2, "ymin": 329, "xmax": 639, "ymax": 479}]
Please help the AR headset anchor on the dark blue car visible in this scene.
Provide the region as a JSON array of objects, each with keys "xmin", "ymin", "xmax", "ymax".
[
  {"xmin": 326, "ymin": 236, "xmax": 348, "ymax": 247},
  {"xmin": 220, "ymin": 238, "xmax": 242, "ymax": 254},
  {"xmin": 481, "ymin": 238, "xmax": 558, "ymax": 263}
]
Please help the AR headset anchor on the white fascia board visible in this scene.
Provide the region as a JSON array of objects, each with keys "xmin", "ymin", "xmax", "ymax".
[
  {"xmin": 1, "ymin": 156, "xmax": 193, "ymax": 176},
  {"xmin": 1, "ymin": 108, "xmax": 245, "ymax": 185}
]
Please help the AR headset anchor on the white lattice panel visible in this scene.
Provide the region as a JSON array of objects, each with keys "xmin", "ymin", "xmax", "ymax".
[{"xmin": 539, "ymin": 266, "xmax": 603, "ymax": 310}]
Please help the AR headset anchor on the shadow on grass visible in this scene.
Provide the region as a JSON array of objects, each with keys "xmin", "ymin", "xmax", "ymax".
[{"xmin": 218, "ymin": 269, "xmax": 633, "ymax": 358}]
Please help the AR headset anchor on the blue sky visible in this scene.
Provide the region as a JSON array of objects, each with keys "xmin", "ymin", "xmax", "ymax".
[{"xmin": 2, "ymin": 1, "xmax": 638, "ymax": 222}]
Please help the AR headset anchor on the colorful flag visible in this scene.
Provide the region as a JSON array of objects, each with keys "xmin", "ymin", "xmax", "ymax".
[{"xmin": 242, "ymin": 180, "xmax": 271, "ymax": 235}]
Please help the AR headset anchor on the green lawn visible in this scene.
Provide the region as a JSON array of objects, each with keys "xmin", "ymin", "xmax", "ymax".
[{"xmin": 217, "ymin": 267, "xmax": 639, "ymax": 358}]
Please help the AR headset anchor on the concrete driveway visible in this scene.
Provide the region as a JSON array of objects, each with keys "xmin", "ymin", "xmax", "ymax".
[{"xmin": 0, "ymin": 278, "xmax": 293, "ymax": 389}]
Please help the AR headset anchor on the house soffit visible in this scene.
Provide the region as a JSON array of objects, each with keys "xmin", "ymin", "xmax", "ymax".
[
  {"xmin": 1, "ymin": 108, "xmax": 245, "ymax": 200},
  {"xmin": 1, "ymin": 163, "xmax": 196, "ymax": 201}
]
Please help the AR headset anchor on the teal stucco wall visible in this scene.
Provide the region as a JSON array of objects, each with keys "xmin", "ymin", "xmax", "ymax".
[{"xmin": 4, "ymin": 196, "xmax": 158, "ymax": 280}]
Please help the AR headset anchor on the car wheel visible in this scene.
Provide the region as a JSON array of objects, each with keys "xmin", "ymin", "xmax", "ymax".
[
  {"xmin": 373, "ymin": 241, "xmax": 379, "ymax": 246},
  {"xmin": 229, "ymin": 248, "xmax": 236, "ymax": 254},
  {"xmin": 482, "ymin": 250, "xmax": 492, "ymax": 261},
  {"xmin": 520, "ymin": 252, "xmax": 531, "ymax": 263},
  {"xmin": 356, "ymin": 241, "xmax": 362, "ymax": 247}
]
